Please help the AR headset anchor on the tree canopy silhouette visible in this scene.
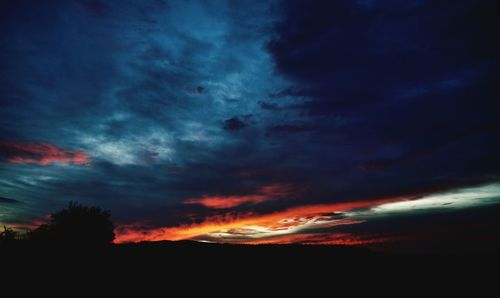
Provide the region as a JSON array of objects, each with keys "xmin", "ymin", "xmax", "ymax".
[
  {"xmin": 30, "ymin": 202, "xmax": 115, "ymax": 246},
  {"xmin": 0, "ymin": 226, "xmax": 20, "ymax": 247}
]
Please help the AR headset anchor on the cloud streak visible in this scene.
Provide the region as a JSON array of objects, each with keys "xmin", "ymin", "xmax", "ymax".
[
  {"xmin": 115, "ymin": 197, "xmax": 396, "ymax": 243},
  {"xmin": 0, "ymin": 197, "xmax": 20, "ymax": 204},
  {"xmin": 0, "ymin": 142, "xmax": 90, "ymax": 165},
  {"xmin": 184, "ymin": 183, "xmax": 295, "ymax": 209},
  {"xmin": 244, "ymin": 232, "xmax": 395, "ymax": 245},
  {"xmin": 116, "ymin": 183, "xmax": 500, "ymax": 244}
]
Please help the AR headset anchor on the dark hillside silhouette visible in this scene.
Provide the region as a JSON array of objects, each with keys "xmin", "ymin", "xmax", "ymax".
[{"xmin": 0, "ymin": 204, "xmax": 498, "ymax": 296}]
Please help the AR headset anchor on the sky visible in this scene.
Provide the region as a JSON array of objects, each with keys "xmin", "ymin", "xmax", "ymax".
[{"xmin": 1, "ymin": 0, "xmax": 499, "ymax": 251}]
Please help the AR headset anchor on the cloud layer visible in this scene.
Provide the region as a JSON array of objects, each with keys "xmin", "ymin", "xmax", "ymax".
[
  {"xmin": 1, "ymin": 0, "xmax": 499, "ymax": 249},
  {"xmin": 115, "ymin": 183, "xmax": 500, "ymax": 244}
]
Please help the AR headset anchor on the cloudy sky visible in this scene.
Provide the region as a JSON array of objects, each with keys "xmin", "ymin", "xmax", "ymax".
[{"xmin": 1, "ymin": 0, "xmax": 499, "ymax": 251}]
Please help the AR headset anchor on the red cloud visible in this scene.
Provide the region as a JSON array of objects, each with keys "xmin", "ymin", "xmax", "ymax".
[
  {"xmin": 243, "ymin": 232, "xmax": 394, "ymax": 245},
  {"xmin": 0, "ymin": 142, "xmax": 90, "ymax": 165},
  {"xmin": 184, "ymin": 183, "xmax": 295, "ymax": 209}
]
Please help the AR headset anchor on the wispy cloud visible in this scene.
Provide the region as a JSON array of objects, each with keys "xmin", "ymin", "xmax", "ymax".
[
  {"xmin": 116, "ymin": 183, "xmax": 500, "ymax": 244},
  {"xmin": 0, "ymin": 142, "xmax": 90, "ymax": 165},
  {"xmin": 184, "ymin": 183, "xmax": 295, "ymax": 209},
  {"xmin": 346, "ymin": 183, "xmax": 500, "ymax": 217},
  {"xmin": 115, "ymin": 197, "xmax": 394, "ymax": 243},
  {"xmin": 0, "ymin": 197, "xmax": 20, "ymax": 204}
]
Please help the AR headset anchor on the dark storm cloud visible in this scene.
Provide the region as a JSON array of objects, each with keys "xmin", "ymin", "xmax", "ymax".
[
  {"xmin": 267, "ymin": 0, "xmax": 500, "ymax": 149},
  {"xmin": 266, "ymin": 123, "xmax": 316, "ymax": 134},
  {"xmin": 360, "ymin": 123, "xmax": 500, "ymax": 171},
  {"xmin": 269, "ymin": 1, "xmax": 500, "ymax": 93},
  {"xmin": 268, "ymin": 87, "xmax": 311, "ymax": 99},
  {"xmin": 186, "ymin": 86, "xmax": 206, "ymax": 94},
  {"xmin": 78, "ymin": 0, "xmax": 110, "ymax": 17},
  {"xmin": 223, "ymin": 117, "xmax": 247, "ymax": 131},
  {"xmin": 0, "ymin": 197, "xmax": 20, "ymax": 204},
  {"xmin": 266, "ymin": 0, "xmax": 500, "ymax": 188},
  {"xmin": 258, "ymin": 101, "xmax": 279, "ymax": 110}
]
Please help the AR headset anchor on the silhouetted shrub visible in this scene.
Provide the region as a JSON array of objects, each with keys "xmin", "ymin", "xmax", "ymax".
[
  {"xmin": 0, "ymin": 226, "xmax": 19, "ymax": 247},
  {"xmin": 29, "ymin": 202, "xmax": 115, "ymax": 246}
]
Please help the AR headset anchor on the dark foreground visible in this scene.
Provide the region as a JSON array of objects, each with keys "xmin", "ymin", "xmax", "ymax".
[{"xmin": 2, "ymin": 241, "xmax": 499, "ymax": 295}]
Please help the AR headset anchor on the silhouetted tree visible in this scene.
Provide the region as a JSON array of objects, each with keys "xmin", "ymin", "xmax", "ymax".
[
  {"xmin": 0, "ymin": 226, "xmax": 19, "ymax": 247},
  {"xmin": 30, "ymin": 202, "xmax": 115, "ymax": 246}
]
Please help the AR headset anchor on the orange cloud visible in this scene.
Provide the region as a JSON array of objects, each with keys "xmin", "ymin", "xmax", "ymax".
[
  {"xmin": 0, "ymin": 142, "xmax": 90, "ymax": 165},
  {"xmin": 184, "ymin": 183, "xmax": 295, "ymax": 209},
  {"xmin": 115, "ymin": 197, "xmax": 398, "ymax": 244}
]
